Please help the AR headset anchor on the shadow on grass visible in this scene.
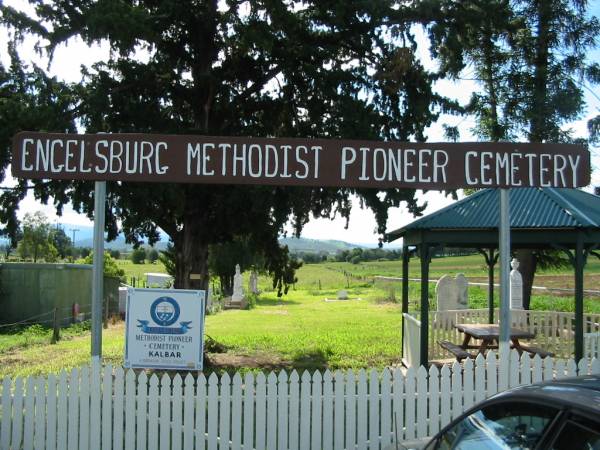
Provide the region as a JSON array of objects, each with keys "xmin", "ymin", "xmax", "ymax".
[
  {"xmin": 291, "ymin": 348, "xmax": 333, "ymax": 372},
  {"xmin": 255, "ymin": 297, "xmax": 301, "ymax": 306}
]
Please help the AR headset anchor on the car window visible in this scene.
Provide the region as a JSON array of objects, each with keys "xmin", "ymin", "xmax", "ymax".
[
  {"xmin": 550, "ymin": 415, "xmax": 600, "ymax": 450},
  {"xmin": 432, "ymin": 402, "xmax": 558, "ymax": 450}
]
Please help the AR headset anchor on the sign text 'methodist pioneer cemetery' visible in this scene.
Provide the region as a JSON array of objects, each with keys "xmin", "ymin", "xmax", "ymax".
[{"xmin": 12, "ymin": 131, "xmax": 591, "ymax": 188}]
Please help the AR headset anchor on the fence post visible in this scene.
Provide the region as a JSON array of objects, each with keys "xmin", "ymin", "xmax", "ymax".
[
  {"xmin": 51, "ymin": 308, "xmax": 60, "ymax": 344},
  {"xmin": 104, "ymin": 296, "xmax": 109, "ymax": 329}
]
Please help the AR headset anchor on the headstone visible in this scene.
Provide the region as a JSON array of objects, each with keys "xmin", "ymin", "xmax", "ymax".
[
  {"xmin": 248, "ymin": 271, "xmax": 259, "ymax": 294},
  {"xmin": 436, "ymin": 274, "xmax": 469, "ymax": 310},
  {"xmin": 207, "ymin": 285, "xmax": 213, "ymax": 309},
  {"xmin": 337, "ymin": 290, "xmax": 349, "ymax": 300},
  {"xmin": 232, "ymin": 264, "xmax": 244, "ymax": 302},
  {"xmin": 436, "ymin": 275, "xmax": 457, "ymax": 310},
  {"xmin": 510, "ymin": 258, "xmax": 523, "ymax": 310},
  {"xmin": 455, "ymin": 273, "xmax": 469, "ymax": 309}
]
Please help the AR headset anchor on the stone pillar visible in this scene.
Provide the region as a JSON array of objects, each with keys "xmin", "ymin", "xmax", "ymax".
[{"xmin": 510, "ymin": 258, "xmax": 523, "ymax": 310}]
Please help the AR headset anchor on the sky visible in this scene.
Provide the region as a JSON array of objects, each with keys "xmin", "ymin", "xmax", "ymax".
[{"xmin": 1, "ymin": 0, "xmax": 599, "ymax": 246}]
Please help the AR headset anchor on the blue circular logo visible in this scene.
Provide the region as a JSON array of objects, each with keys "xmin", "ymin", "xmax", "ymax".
[{"xmin": 150, "ymin": 297, "xmax": 180, "ymax": 326}]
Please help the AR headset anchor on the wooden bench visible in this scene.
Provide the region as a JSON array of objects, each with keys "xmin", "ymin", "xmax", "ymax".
[
  {"xmin": 438, "ymin": 340, "xmax": 472, "ymax": 361},
  {"xmin": 516, "ymin": 344, "xmax": 554, "ymax": 358}
]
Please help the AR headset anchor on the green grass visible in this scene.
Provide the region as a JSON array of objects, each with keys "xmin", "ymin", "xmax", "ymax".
[
  {"xmin": 1, "ymin": 254, "xmax": 598, "ymax": 377},
  {"xmin": 205, "ymin": 289, "xmax": 401, "ymax": 372},
  {"xmin": 115, "ymin": 259, "xmax": 168, "ymax": 282}
]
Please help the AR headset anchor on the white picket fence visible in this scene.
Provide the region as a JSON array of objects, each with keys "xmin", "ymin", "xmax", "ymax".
[
  {"xmin": 2, "ymin": 351, "xmax": 600, "ymax": 450},
  {"xmin": 402, "ymin": 308, "xmax": 600, "ymax": 366}
]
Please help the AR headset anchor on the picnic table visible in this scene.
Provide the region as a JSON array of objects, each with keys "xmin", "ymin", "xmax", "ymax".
[{"xmin": 438, "ymin": 323, "xmax": 554, "ymax": 361}]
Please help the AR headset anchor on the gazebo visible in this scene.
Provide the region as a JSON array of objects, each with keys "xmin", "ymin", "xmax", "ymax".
[{"xmin": 386, "ymin": 187, "xmax": 600, "ymax": 366}]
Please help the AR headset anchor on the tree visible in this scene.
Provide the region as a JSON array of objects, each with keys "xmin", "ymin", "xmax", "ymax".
[
  {"xmin": 146, "ymin": 248, "xmax": 159, "ymax": 264},
  {"xmin": 424, "ymin": 0, "xmax": 599, "ymax": 308},
  {"xmin": 83, "ymin": 251, "xmax": 126, "ymax": 281},
  {"xmin": 1, "ymin": 1, "xmax": 456, "ymax": 291},
  {"xmin": 130, "ymin": 247, "xmax": 146, "ymax": 265},
  {"xmin": 208, "ymin": 237, "xmax": 259, "ymax": 296},
  {"xmin": 17, "ymin": 211, "xmax": 58, "ymax": 262},
  {"xmin": 49, "ymin": 227, "xmax": 72, "ymax": 259}
]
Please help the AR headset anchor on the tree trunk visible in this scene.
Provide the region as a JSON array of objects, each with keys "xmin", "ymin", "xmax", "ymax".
[
  {"xmin": 173, "ymin": 215, "xmax": 210, "ymax": 291},
  {"xmin": 515, "ymin": 249, "xmax": 537, "ymax": 310},
  {"xmin": 530, "ymin": 0, "xmax": 550, "ymax": 142},
  {"xmin": 219, "ymin": 275, "xmax": 233, "ymax": 296}
]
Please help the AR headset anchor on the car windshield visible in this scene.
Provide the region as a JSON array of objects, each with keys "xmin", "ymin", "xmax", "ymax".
[{"xmin": 433, "ymin": 402, "xmax": 558, "ymax": 450}]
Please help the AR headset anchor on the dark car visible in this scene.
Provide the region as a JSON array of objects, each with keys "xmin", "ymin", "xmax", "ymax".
[{"xmin": 419, "ymin": 375, "xmax": 600, "ymax": 450}]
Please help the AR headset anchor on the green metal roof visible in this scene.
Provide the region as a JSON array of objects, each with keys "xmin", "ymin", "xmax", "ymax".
[{"xmin": 386, "ymin": 188, "xmax": 600, "ymax": 241}]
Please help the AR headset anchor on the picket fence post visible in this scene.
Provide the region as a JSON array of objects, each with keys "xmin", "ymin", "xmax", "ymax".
[
  {"xmin": 183, "ymin": 373, "xmax": 196, "ymax": 450},
  {"xmin": 1, "ymin": 376, "xmax": 12, "ymax": 450}
]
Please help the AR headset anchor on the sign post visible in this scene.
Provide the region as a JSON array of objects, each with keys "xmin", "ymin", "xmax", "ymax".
[
  {"xmin": 91, "ymin": 181, "xmax": 106, "ymax": 359},
  {"xmin": 499, "ymin": 189, "xmax": 511, "ymax": 356}
]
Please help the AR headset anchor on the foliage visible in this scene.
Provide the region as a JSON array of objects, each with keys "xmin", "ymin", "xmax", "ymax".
[
  {"xmin": 333, "ymin": 247, "xmax": 401, "ymax": 264},
  {"xmin": 425, "ymin": 0, "xmax": 599, "ymax": 143},
  {"xmin": 0, "ymin": 0, "xmax": 451, "ymax": 295},
  {"xmin": 158, "ymin": 244, "xmax": 176, "ymax": 278},
  {"xmin": 83, "ymin": 251, "xmax": 126, "ymax": 281},
  {"xmin": 17, "ymin": 211, "xmax": 58, "ymax": 262},
  {"xmin": 292, "ymin": 252, "xmax": 329, "ymax": 264},
  {"xmin": 146, "ymin": 248, "xmax": 159, "ymax": 264},
  {"xmin": 244, "ymin": 293, "xmax": 259, "ymax": 310},
  {"xmin": 208, "ymin": 236, "xmax": 264, "ymax": 295},
  {"xmin": 109, "ymin": 249, "xmax": 120, "ymax": 259},
  {"xmin": 49, "ymin": 227, "xmax": 72, "ymax": 259},
  {"xmin": 424, "ymin": 0, "xmax": 599, "ymax": 308},
  {"xmin": 79, "ymin": 247, "xmax": 91, "ymax": 259},
  {"xmin": 130, "ymin": 247, "xmax": 146, "ymax": 265}
]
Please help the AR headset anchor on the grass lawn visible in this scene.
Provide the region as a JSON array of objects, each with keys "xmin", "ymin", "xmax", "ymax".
[
  {"xmin": 1, "ymin": 254, "xmax": 598, "ymax": 377},
  {"xmin": 205, "ymin": 288, "xmax": 401, "ymax": 372},
  {"xmin": 0, "ymin": 287, "xmax": 401, "ymax": 378}
]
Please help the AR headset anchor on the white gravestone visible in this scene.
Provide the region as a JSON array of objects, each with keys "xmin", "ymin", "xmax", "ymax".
[
  {"xmin": 248, "ymin": 271, "xmax": 259, "ymax": 294},
  {"xmin": 510, "ymin": 258, "xmax": 524, "ymax": 310},
  {"xmin": 232, "ymin": 264, "xmax": 244, "ymax": 302},
  {"xmin": 436, "ymin": 274, "xmax": 469, "ymax": 310}
]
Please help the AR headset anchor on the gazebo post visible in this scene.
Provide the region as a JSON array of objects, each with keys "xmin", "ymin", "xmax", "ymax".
[
  {"xmin": 420, "ymin": 243, "xmax": 430, "ymax": 367},
  {"xmin": 575, "ymin": 232, "xmax": 584, "ymax": 362},
  {"xmin": 402, "ymin": 245, "xmax": 410, "ymax": 315},
  {"xmin": 401, "ymin": 245, "xmax": 410, "ymax": 361},
  {"xmin": 488, "ymin": 248, "xmax": 495, "ymax": 324}
]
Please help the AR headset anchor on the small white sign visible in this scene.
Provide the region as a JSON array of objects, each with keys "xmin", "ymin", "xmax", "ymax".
[{"xmin": 124, "ymin": 288, "xmax": 205, "ymax": 370}]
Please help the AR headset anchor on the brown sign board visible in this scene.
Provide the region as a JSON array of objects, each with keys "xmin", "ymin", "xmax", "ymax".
[{"xmin": 12, "ymin": 131, "xmax": 590, "ymax": 189}]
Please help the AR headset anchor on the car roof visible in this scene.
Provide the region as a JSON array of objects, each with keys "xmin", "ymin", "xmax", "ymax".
[{"xmin": 493, "ymin": 375, "xmax": 600, "ymax": 414}]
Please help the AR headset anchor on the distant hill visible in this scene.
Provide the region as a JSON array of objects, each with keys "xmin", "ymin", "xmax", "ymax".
[
  {"xmin": 14, "ymin": 223, "xmax": 375, "ymax": 254},
  {"xmin": 279, "ymin": 237, "xmax": 363, "ymax": 254}
]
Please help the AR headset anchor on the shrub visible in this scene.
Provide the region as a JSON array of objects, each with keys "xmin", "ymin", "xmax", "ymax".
[{"xmin": 130, "ymin": 247, "xmax": 146, "ymax": 264}]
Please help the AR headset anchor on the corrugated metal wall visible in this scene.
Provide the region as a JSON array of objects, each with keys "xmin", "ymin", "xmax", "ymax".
[{"xmin": 0, "ymin": 263, "xmax": 119, "ymax": 326}]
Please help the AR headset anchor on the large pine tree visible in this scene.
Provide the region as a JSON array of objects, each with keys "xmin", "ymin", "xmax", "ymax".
[{"xmin": 1, "ymin": 1, "xmax": 452, "ymax": 289}]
